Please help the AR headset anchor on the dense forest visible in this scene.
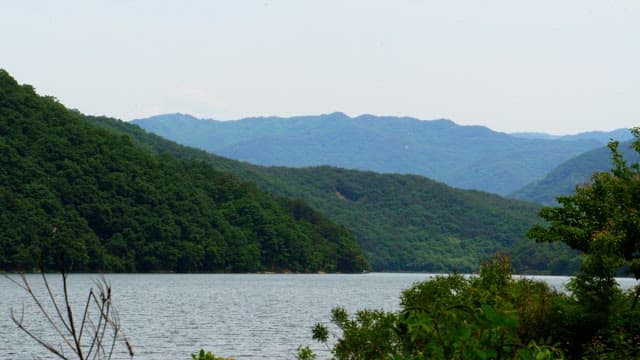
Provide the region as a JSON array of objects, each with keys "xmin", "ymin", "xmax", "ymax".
[
  {"xmin": 0, "ymin": 69, "xmax": 368, "ymax": 273},
  {"xmin": 89, "ymin": 115, "xmax": 581, "ymax": 273}
]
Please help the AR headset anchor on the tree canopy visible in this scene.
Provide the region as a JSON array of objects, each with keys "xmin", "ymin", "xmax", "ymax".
[{"xmin": 0, "ymin": 69, "xmax": 368, "ymax": 273}]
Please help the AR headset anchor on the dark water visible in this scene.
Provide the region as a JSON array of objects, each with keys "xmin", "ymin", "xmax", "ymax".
[{"xmin": 1, "ymin": 273, "xmax": 638, "ymax": 359}]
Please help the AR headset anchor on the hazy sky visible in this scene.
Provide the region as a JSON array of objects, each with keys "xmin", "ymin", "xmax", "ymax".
[{"xmin": 2, "ymin": 1, "xmax": 638, "ymax": 134}]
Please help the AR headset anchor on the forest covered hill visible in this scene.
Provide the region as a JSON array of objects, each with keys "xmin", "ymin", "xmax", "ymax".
[
  {"xmin": 95, "ymin": 116, "xmax": 581, "ymax": 273},
  {"xmin": 132, "ymin": 113, "xmax": 602, "ymax": 195},
  {"xmin": 0, "ymin": 70, "xmax": 368, "ymax": 273},
  {"xmin": 510, "ymin": 140, "xmax": 639, "ymax": 205}
]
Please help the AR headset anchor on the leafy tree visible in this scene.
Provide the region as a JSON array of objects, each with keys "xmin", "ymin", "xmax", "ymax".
[
  {"xmin": 528, "ymin": 127, "xmax": 640, "ymax": 282},
  {"xmin": 527, "ymin": 128, "xmax": 640, "ymax": 357}
]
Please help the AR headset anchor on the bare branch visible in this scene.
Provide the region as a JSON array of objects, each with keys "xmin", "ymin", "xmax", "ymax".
[
  {"xmin": 62, "ymin": 272, "xmax": 84, "ymax": 359},
  {"xmin": 11, "ymin": 307, "xmax": 69, "ymax": 360},
  {"xmin": 8, "ymin": 273, "xmax": 76, "ymax": 351},
  {"xmin": 41, "ymin": 271, "xmax": 73, "ymax": 335},
  {"xmin": 7, "ymin": 270, "xmax": 133, "ymax": 359}
]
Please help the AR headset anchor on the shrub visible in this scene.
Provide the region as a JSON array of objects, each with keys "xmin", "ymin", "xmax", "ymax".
[
  {"xmin": 191, "ymin": 349, "xmax": 232, "ymax": 360},
  {"xmin": 304, "ymin": 254, "xmax": 563, "ymax": 359}
]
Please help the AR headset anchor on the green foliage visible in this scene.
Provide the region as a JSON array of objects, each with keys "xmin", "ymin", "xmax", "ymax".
[
  {"xmin": 0, "ymin": 69, "xmax": 368, "ymax": 273},
  {"xmin": 311, "ymin": 323, "xmax": 329, "ymax": 344},
  {"xmin": 525, "ymin": 130, "xmax": 640, "ymax": 358},
  {"xmin": 296, "ymin": 346, "xmax": 316, "ymax": 360},
  {"xmin": 191, "ymin": 349, "xmax": 231, "ymax": 360},
  {"xmin": 88, "ymin": 114, "xmax": 579, "ymax": 274},
  {"xmin": 331, "ymin": 307, "xmax": 400, "ymax": 359},
  {"xmin": 545, "ymin": 283, "xmax": 640, "ymax": 359},
  {"xmin": 305, "ymin": 255, "xmax": 640, "ymax": 359},
  {"xmin": 395, "ymin": 255, "xmax": 560, "ymax": 359},
  {"xmin": 305, "ymin": 254, "xmax": 565, "ymax": 359}
]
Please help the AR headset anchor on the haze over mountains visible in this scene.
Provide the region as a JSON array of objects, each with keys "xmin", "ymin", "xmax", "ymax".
[{"xmin": 132, "ymin": 113, "xmax": 629, "ymax": 196}]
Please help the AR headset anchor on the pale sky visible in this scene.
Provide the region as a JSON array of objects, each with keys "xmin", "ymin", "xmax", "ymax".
[{"xmin": 2, "ymin": 1, "xmax": 638, "ymax": 134}]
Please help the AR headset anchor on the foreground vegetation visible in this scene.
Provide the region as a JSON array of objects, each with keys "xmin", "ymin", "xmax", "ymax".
[
  {"xmin": 298, "ymin": 128, "xmax": 640, "ymax": 359},
  {"xmin": 0, "ymin": 69, "xmax": 367, "ymax": 273},
  {"xmin": 300, "ymin": 254, "xmax": 639, "ymax": 359}
]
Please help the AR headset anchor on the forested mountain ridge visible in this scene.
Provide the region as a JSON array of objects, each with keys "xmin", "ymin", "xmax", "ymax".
[
  {"xmin": 91, "ymin": 116, "xmax": 581, "ymax": 274},
  {"xmin": 510, "ymin": 140, "xmax": 639, "ymax": 205},
  {"xmin": 0, "ymin": 69, "xmax": 368, "ymax": 273},
  {"xmin": 132, "ymin": 113, "xmax": 602, "ymax": 195}
]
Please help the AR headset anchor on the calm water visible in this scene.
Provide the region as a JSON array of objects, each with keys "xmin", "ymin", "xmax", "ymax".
[{"xmin": 1, "ymin": 273, "xmax": 638, "ymax": 359}]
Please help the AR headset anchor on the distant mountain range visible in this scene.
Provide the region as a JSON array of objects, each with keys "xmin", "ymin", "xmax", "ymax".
[{"xmin": 132, "ymin": 113, "xmax": 627, "ymax": 196}]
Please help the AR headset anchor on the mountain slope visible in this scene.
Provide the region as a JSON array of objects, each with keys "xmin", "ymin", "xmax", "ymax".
[
  {"xmin": 510, "ymin": 140, "xmax": 639, "ymax": 205},
  {"xmin": 510, "ymin": 129, "xmax": 632, "ymax": 144},
  {"xmin": 0, "ymin": 70, "xmax": 368, "ymax": 273},
  {"xmin": 132, "ymin": 113, "xmax": 601, "ymax": 195},
  {"xmin": 92, "ymin": 116, "xmax": 580, "ymax": 274}
]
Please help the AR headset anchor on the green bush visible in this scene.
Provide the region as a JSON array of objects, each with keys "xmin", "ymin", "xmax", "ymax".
[
  {"xmin": 191, "ymin": 349, "xmax": 232, "ymax": 360},
  {"xmin": 304, "ymin": 254, "xmax": 564, "ymax": 360}
]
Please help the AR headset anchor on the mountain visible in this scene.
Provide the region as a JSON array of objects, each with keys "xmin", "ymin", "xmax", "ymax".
[
  {"xmin": 94, "ymin": 116, "xmax": 580, "ymax": 274},
  {"xmin": 510, "ymin": 129, "xmax": 632, "ymax": 144},
  {"xmin": 0, "ymin": 69, "xmax": 368, "ymax": 273},
  {"xmin": 510, "ymin": 140, "xmax": 639, "ymax": 205},
  {"xmin": 131, "ymin": 113, "xmax": 602, "ymax": 195}
]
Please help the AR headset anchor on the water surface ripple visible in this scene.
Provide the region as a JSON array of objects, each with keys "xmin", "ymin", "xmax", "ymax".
[{"xmin": 1, "ymin": 273, "xmax": 637, "ymax": 359}]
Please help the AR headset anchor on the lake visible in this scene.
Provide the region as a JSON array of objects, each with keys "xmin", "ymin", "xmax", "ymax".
[{"xmin": 1, "ymin": 273, "xmax": 638, "ymax": 359}]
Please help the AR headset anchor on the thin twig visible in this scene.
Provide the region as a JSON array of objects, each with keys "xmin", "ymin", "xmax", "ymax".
[
  {"xmin": 11, "ymin": 307, "xmax": 69, "ymax": 360},
  {"xmin": 77, "ymin": 289, "xmax": 94, "ymax": 345},
  {"xmin": 41, "ymin": 271, "xmax": 73, "ymax": 335},
  {"xmin": 62, "ymin": 272, "xmax": 84, "ymax": 359},
  {"xmin": 13, "ymin": 274, "xmax": 76, "ymax": 351},
  {"xmin": 6, "ymin": 244, "xmax": 132, "ymax": 360}
]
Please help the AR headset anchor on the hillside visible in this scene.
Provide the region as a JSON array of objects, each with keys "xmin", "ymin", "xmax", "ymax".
[
  {"xmin": 0, "ymin": 70, "xmax": 368, "ymax": 273},
  {"xmin": 510, "ymin": 140, "xmax": 639, "ymax": 205},
  {"xmin": 131, "ymin": 113, "xmax": 601, "ymax": 195},
  {"xmin": 91, "ymin": 116, "xmax": 581, "ymax": 274},
  {"xmin": 510, "ymin": 128, "xmax": 632, "ymax": 144}
]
